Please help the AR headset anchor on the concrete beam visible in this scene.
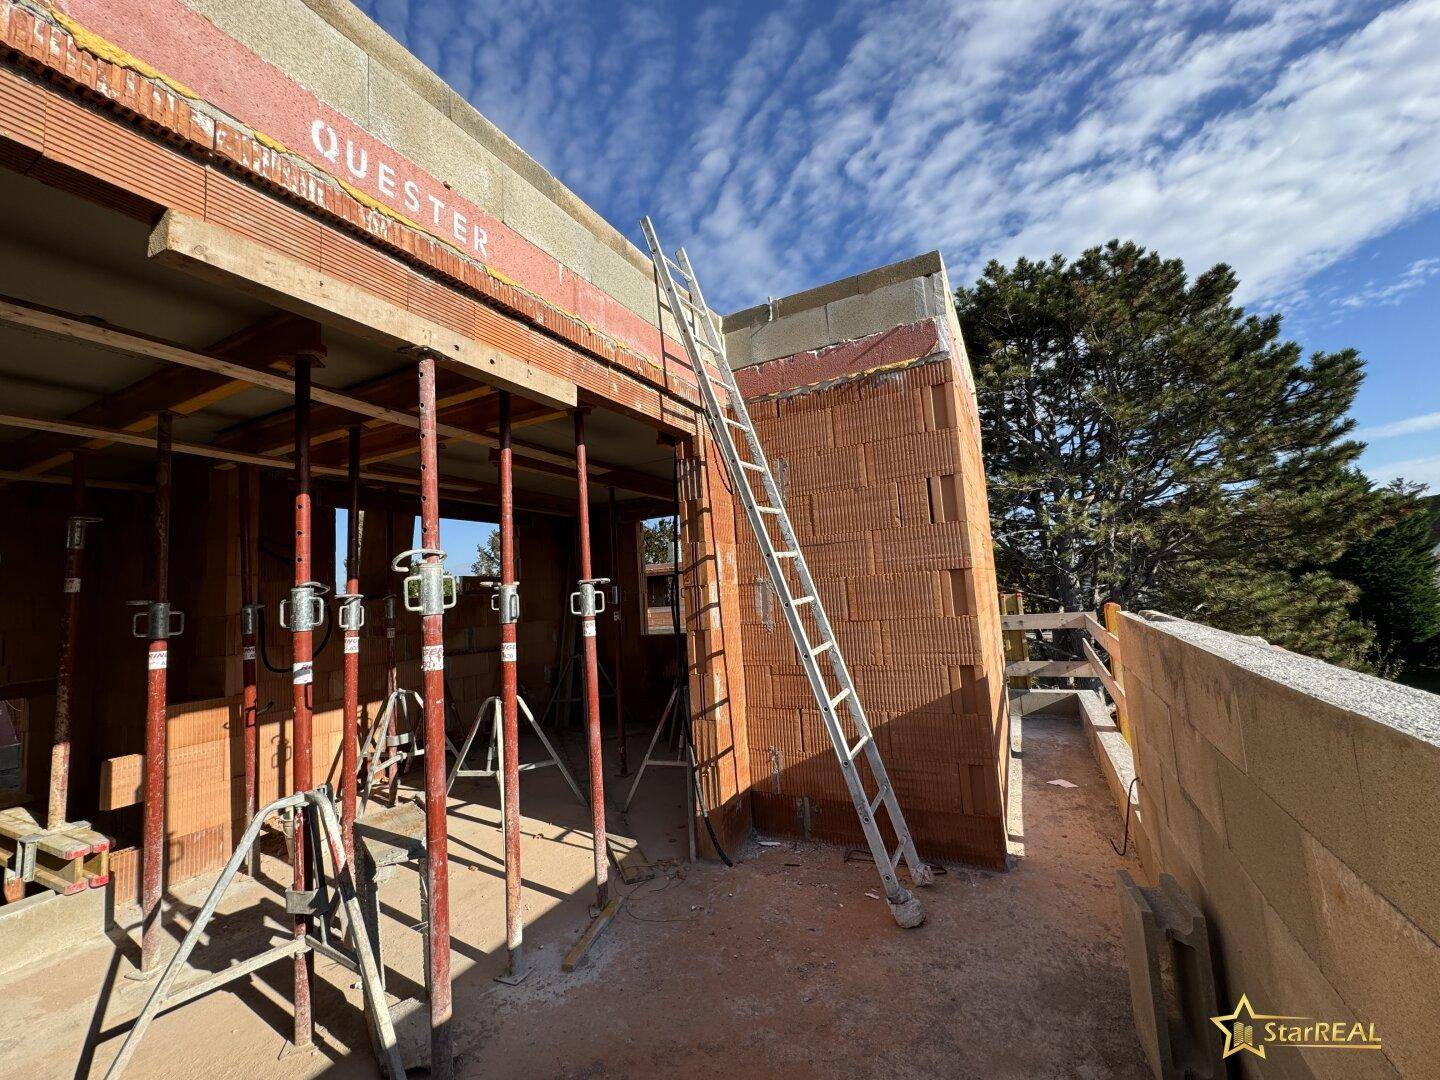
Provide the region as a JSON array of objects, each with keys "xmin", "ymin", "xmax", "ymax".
[{"xmin": 147, "ymin": 211, "xmax": 576, "ymax": 411}]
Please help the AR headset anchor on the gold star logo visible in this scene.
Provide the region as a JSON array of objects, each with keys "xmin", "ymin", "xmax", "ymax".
[{"xmin": 1210, "ymin": 994, "xmax": 1305, "ymax": 1059}]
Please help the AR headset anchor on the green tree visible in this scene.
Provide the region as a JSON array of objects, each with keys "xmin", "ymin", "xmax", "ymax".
[
  {"xmin": 641, "ymin": 516, "xmax": 677, "ymax": 565},
  {"xmin": 470, "ymin": 527, "xmax": 500, "ymax": 577},
  {"xmin": 957, "ymin": 240, "xmax": 1390, "ymax": 667},
  {"xmin": 1335, "ymin": 488, "xmax": 1440, "ymax": 673}
]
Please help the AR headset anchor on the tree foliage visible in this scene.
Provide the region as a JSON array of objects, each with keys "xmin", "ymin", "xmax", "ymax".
[
  {"xmin": 641, "ymin": 516, "xmax": 678, "ymax": 565},
  {"xmin": 957, "ymin": 240, "xmax": 1394, "ymax": 667},
  {"xmin": 1335, "ymin": 489, "xmax": 1440, "ymax": 672},
  {"xmin": 470, "ymin": 527, "xmax": 500, "ymax": 578}
]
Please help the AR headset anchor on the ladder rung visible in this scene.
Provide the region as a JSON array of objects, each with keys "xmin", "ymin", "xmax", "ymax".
[
  {"xmin": 828, "ymin": 688, "xmax": 851, "ymax": 710},
  {"xmin": 723, "ymin": 415, "xmax": 747, "ymax": 428},
  {"xmin": 757, "ymin": 505, "xmax": 782, "ymax": 515},
  {"xmin": 890, "ymin": 844, "xmax": 903, "ymax": 872},
  {"xmin": 869, "ymin": 783, "xmax": 891, "ymax": 816},
  {"xmin": 776, "ymin": 550, "xmax": 799, "ymax": 559},
  {"xmin": 738, "ymin": 460, "xmax": 764, "ymax": 472},
  {"xmin": 846, "ymin": 733, "xmax": 871, "ymax": 760},
  {"xmin": 810, "ymin": 640, "xmax": 833, "ymax": 658},
  {"xmin": 664, "ymin": 254, "xmax": 690, "ymax": 280},
  {"xmin": 793, "ymin": 595, "xmax": 816, "ymax": 606}
]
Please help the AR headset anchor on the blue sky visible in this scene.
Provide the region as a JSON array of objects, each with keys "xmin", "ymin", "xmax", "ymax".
[{"xmin": 355, "ymin": 0, "xmax": 1440, "ymax": 490}]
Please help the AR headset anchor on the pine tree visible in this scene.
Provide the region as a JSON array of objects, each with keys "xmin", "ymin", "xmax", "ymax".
[
  {"xmin": 1336, "ymin": 489, "xmax": 1440, "ymax": 673},
  {"xmin": 957, "ymin": 240, "xmax": 1390, "ymax": 667}
]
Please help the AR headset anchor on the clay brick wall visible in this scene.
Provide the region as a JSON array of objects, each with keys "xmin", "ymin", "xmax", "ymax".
[
  {"xmin": 726, "ymin": 260, "xmax": 1009, "ymax": 866},
  {"xmin": 1123, "ymin": 612, "xmax": 1440, "ymax": 1078}
]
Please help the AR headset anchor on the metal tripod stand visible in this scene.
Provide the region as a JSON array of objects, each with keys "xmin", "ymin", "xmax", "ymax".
[
  {"xmin": 446, "ymin": 693, "xmax": 585, "ymax": 807},
  {"xmin": 106, "ymin": 786, "xmax": 403, "ymax": 1078}
]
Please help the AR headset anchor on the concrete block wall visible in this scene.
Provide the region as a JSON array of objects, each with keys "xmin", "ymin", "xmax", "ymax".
[
  {"xmin": 1123, "ymin": 612, "xmax": 1440, "ymax": 1078},
  {"xmin": 726, "ymin": 255, "xmax": 1009, "ymax": 867}
]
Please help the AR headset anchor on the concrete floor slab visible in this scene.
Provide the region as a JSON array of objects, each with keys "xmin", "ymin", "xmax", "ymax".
[{"xmin": 3, "ymin": 715, "xmax": 1147, "ymax": 1079}]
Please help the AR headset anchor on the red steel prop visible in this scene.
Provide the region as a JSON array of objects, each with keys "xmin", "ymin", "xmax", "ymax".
[
  {"xmin": 289, "ymin": 354, "xmax": 316, "ymax": 1047},
  {"xmin": 47, "ymin": 454, "xmax": 97, "ymax": 829},
  {"xmin": 139, "ymin": 414, "xmax": 175, "ymax": 975},
  {"xmin": 574, "ymin": 408, "xmax": 609, "ymax": 909},
  {"xmin": 238, "ymin": 465, "xmax": 260, "ymax": 876},
  {"xmin": 416, "ymin": 354, "xmax": 454, "ymax": 1077},
  {"xmin": 608, "ymin": 484, "xmax": 627, "ymax": 776},
  {"xmin": 382, "ymin": 513, "xmax": 398, "ymax": 785},
  {"xmin": 497, "ymin": 391, "xmax": 524, "ymax": 978},
  {"xmin": 340, "ymin": 426, "xmax": 362, "ymax": 870}
]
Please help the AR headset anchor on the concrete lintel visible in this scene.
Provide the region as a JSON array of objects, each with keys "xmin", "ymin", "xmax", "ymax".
[{"xmin": 147, "ymin": 211, "xmax": 576, "ymax": 411}]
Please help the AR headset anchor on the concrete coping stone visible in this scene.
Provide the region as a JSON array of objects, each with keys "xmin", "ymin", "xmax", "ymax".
[
  {"xmin": 723, "ymin": 250, "xmax": 946, "ymax": 332},
  {"xmin": 1133, "ymin": 611, "xmax": 1440, "ymax": 748}
]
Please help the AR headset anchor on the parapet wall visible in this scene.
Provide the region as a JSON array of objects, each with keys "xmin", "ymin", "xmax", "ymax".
[{"xmin": 1123, "ymin": 612, "xmax": 1440, "ymax": 1078}]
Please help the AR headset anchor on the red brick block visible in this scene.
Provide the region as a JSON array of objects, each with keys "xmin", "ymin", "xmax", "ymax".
[{"xmin": 847, "ymin": 571, "xmax": 948, "ymax": 617}]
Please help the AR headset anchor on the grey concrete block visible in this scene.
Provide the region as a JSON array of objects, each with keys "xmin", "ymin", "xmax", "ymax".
[
  {"xmin": 500, "ymin": 169, "xmax": 594, "ymax": 280},
  {"xmin": 179, "ymin": 0, "xmax": 370, "ymax": 119},
  {"xmin": 1214, "ymin": 752, "xmax": 1320, "ymax": 957},
  {"xmin": 585, "ymin": 239, "xmax": 664, "ymax": 330},
  {"xmin": 299, "ymin": 0, "xmax": 451, "ymax": 114},
  {"xmin": 750, "ymin": 304, "xmax": 831, "ymax": 365},
  {"xmin": 1175, "ymin": 645, "xmax": 1247, "ymax": 771},
  {"xmin": 724, "ymin": 322, "xmax": 756, "ymax": 369},
  {"xmin": 1237, "ymin": 676, "xmax": 1374, "ymax": 888},
  {"xmin": 1303, "ymin": 833, "xmax": 1439, "ymax": 1079},
  {"xmin": 1349, "ymin": 713, "xmax": 1440, "ymax": 946},
  {"xmin": 1170, "ymin": 713, "xmax": 1229, "ymax": 844},
  {"xmin": 722, "ymin": 250, "xmax": 944, "ymax": 333},
  {"xmin": 365, "ymin": 62, "xmax": 505, "ymax": 221},
  {"xmin": 824, "ymin": 277, "xmax": 934, "ymax": 343},
  {"xmin": 0, "ymin": 886, "xmax": 108, "ymax": 976},
  {"xmin": 1257, "ymin": 891, "xmax": 1402, "ymax": 1080}
]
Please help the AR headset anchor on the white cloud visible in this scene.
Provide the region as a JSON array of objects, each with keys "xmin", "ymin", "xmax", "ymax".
[
  {"xmin": 1357, "ymin": 410, "xmax": 1440, "ymax": 440},
  {"xmin": 1333, "ymin": 257, "xmax": 1440, "ymax": 310},
  {"xmin": 357, "ymin": 0, "xmax": 1440, "ymax": 314},
  {"xmin": 1365, "ymin": 452, "xmax": 1440, "ymax": 489}
]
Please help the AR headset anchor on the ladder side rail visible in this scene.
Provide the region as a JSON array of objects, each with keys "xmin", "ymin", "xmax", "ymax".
[{"xmin": 642, "ymin": 218, "xmax": 930, "ymax": 924}]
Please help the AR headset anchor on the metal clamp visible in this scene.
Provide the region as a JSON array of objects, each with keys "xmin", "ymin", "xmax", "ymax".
[
  {"xmin": 66, "ymin": 514, "xmax": 103, "ymax": 551},
  {"xmin": 10, "ymin": 832, "xmax": 40, "ymax": 884},
  {"xmin": 392, "ymin": 548, "xmax": 456, "ymax": 616},
  {"xmin": 280, "ymin": 581, "xmax": 330, "ymax": 631},
  {"xmin": 240, "ymin": 603, "xmax": 263, "ymax": 638},
  {"xmin": 336, "ymin": 593, "xmax": 366, "ymax": 631},
  {"xmin": 570, "ymin": 578, "xmax": 610, "ymax": 617},
  {"xmin": 383, "ymin": 594, "xmax": 397, "ymax": 622},
  {"xmin": 128, "ymin": 600, "xmax": 185, "ymax": 639},
  {"xmin": 482, "ymin": 579, "xmax": 520, "ymax": 624}
]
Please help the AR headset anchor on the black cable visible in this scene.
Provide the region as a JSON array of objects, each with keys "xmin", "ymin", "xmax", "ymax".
[
  {"xmin": 1110, "ymin": 776, "xmax": 1141, "ymax": 857},
  {"xmin": 255, "ymin": 599, "xmax": 335, "ymax": 673}
]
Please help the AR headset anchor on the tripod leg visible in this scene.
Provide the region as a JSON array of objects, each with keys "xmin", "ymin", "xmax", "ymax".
[
  {"xmin": 622, "ymin": 685, "xmax": 678, "ymax": 812},
  {"xmin": 520, "ymin": 696, "xmax": 586, "ymax": 805}
]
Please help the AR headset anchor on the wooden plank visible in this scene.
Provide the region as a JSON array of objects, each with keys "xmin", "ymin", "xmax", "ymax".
[
  {"xmin": 1084, "ymin": 614, "xmax": 1120, "ymax": 653},
  {"xmin": 100, "ymin": 754, "xmax": 144, "ymax": 811},
  {"xmin": 1004, "ymin": 660, "xmax": 1097, "ymax": 678},
  {"xmin": 1000, "ymin": 612, "xmax": 1092, "ymax": 631},
  {"xmin": 0, "ymin": 295, "xmax": 425, "ymax": 427},
  {"xmin": 1081, "ymin": 637, "xmax": 1125, "ymax": 705},
  {"xmin": 148, "ymin": 211, "xmax": 576, "ymax": 410},
  {"xmin": 562, "ymin": 898, "xmax": 621, "ymax": 971},
  {"xmin": 1103, "ymin": 602, "xmax": 1132, "ymax": 744}
]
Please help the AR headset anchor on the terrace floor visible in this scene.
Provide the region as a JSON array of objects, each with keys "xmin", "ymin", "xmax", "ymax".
[{"xmin": 5, "ymin": 710, "xmax": 1149, "ymax": 1079}]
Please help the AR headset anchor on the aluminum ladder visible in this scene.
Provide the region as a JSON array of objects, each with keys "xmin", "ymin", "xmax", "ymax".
[{"xmin": 639, "ymin": 217, "xmax": 934, "ymax": 927}]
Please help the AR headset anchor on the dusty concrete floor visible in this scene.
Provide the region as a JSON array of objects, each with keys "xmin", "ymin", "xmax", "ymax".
[{"xmin": 4, "ymin": 710, "xmax": 1148, "ymax": 1079}]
